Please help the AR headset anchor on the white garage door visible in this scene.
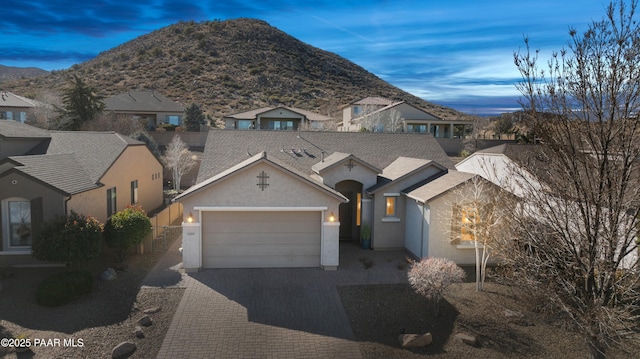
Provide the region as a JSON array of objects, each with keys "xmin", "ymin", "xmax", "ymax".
[{"xmin": 201, "ymin": 211, "xmax": 321, "ymax": 268}]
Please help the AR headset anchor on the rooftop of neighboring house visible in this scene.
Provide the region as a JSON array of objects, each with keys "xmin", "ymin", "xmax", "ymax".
[
  {"xmin": 196, "ymin": 130, "xmax": 455, "ymax": 183},
  {"xmin": 0, "ymin": 92, "xmax": 37, "ymax": 109},
  {"xmin": 104, "ymin": 90, "xmax": 185, "ymax": 113},
  {"xmin": 341, "ymin": 96, "xmax": 396, "ymax": 108},
  {"xmin": 0, "ymin": 120, "xmax": 50, "ymax": 139},
  {"xmin": 224, "ymin": 106, "xmax": 335, "ymax": 122}
]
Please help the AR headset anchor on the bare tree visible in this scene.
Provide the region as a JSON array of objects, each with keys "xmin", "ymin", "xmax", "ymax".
[
  {"xmin": 383, "ymin": 108, "xmax": 403, "ymax": 133},
  {"xmin": 161, "ymin": 135, "xmax": 197, "ymax": 191},
  {"xmin": 447, "ymin": 175, "xmax": 510, "ymax": 291},
  {"xmin": 506, "ymin": 1, "xmax": 640, "ymax": 357},
  {"xmin": 80, "ymin": 112, "xmax": 144, "ymax": 135}
]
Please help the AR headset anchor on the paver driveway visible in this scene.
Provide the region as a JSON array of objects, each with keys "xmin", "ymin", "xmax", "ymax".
[{"xmin": 156, "ymin": 242, "xmax": 410, "ymax": 359}]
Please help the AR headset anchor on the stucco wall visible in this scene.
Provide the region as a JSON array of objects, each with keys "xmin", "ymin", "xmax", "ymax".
[
  {"xmin": 372, "ymin": 165, "xmax": 443, "ymax": 249},
  {"xmin": 318, "ymin": 161, "xmax": 378, "ymax": 190},
  {"xmin": 0, "ymin": 171, "xmax": 66, "ymax": 252},
  {"xmin": 68, "ymin": 145, "xmax": 163, "ymax": 223},
  {"xmin": 180, "ymin": 161, "xmax": 343, "ymax": 221},
  {"xmin": 0, "ymin": 138, "xmax": 46, "ymax": 160},
  {"xmin": 427, "ymin": 191, "xmax": 478, "ymax": 265}
]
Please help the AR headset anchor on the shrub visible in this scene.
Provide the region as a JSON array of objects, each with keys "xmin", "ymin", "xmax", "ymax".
[
  {"xmin": 408, "ymin": 257, "xmax": 465, "ymax": 315},
  {"xmin": 36, "ymin": 270, "xmax": 93, "ymax": 307},
  {"xmin": 104, "ymin": 205, "xmax": 152, "ymax": 262},
  {"xmin": 31, "ymin": 211, "xmax": 103, "ymax": 267}
]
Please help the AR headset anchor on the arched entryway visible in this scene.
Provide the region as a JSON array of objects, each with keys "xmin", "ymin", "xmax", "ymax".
[{"xmin": 335, "ymin": 180, "xmax": 363, "ymax": 241}]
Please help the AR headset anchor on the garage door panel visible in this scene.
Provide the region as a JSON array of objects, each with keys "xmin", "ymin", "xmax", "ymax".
[
  {"xmin": 204, "ymin": 243, "xmax": 320, "ymax": 257},
  {"xmin": 201, "ymin": 210, "xmax": 322, "ymax": 268}
]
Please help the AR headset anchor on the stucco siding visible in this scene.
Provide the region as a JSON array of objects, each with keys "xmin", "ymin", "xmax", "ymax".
[
  {"xmin": 427, "ymin": 193, "xmax": 477, "ymax": 265},
  {"xmin": 68, "ymin": 145, "xmax": 163, "ymax": 223},
  {"xmin": 318, "ymin": 162, "xmax": 378, "ymax": 190},
  {"xmin": 405, "ymin": 198, "xmax": 425, "ymax": 257},
  {"xmin": 0, "ymin": 172, "xmax": 66, "ymax": 252},
  {"xmin": 181, "ymin": 162, "xmax": 342, "ymax": 222}
]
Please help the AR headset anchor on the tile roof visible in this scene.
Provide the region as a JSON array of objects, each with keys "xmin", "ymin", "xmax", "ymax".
[
  {"xmin": 350, "ymin": 97, "xmax": 395, "ymax": 106},
  {"xmin": 0, "ymin": 120, "xmax": 51, "ymax": 139},
  {"xmin": 224, "ymin": 106, "xmax": 334, "ymax": 122},
  {"xmin": 311, "ymin": 152, "xmax": 381, "ymax": 174},
  {"xmin": 8, "ymin": 153, "xmax": 98, "ymax": 194},
  {"xmin": 405, "ymin": 170, "xmax": 476, "ymax": 203},
  {"xmin": 0, "ymin": 92, "xmax": 37, "ymax": 109},
  {"xmin": 46, "ymin": 131, "xmax": 144, "ymax": 182},
  {"xmin": 104, "ymin": 91, "xmax": 184, "ymax": 113},
  {"xmin": 197, "ymin": 130, "xmax": 455, "ymax": 183}
]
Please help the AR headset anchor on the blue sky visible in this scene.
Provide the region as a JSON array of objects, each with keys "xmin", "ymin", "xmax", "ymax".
[{"xmin": 2, "ymin": 1, "xmax": 612, "ymax": 115}]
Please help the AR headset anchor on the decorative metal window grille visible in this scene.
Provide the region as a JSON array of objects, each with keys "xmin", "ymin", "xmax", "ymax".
[{"xmin": 257, "ymin": 171, "xmax": 270, "ymax": 191}]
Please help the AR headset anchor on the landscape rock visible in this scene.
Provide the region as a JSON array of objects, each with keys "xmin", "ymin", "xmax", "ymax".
[
  {"xmin": 455, "ymin": 332, "xmax": 478, "ymax": 346},
  {"xmin": 504, "ymin": 309, "xmax": 523, "ymax": 319},
  {"xmin": 101, "ymin": 268, "xmax": 117, "ymax": 281},
  {"xmin": 112, "ymin": 341, "xmax": 136, "ymax": 358},
  {"xmin": 138, "ymin": 315, "xmax": 153, "ymax": 327},
  {"xmin": 143, "ymin": 306, "xmax": 161, "ymax": 314},
  {"xmin": 134, "ymin": 325, "xmax": 144, "ymax": 338},
  {"xmin": 399, "ymin": 333, "xmax": 433, "ymax": 348}
]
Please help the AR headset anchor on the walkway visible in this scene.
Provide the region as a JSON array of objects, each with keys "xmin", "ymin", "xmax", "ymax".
[{"xmin": 154, "ymin": 241, "xmax": 411, "ymax": 358}]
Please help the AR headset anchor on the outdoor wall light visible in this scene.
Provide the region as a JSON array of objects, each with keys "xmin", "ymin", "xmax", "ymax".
[
  {"xmin": 187, "ymin": 212, "xmax": 194, "ymax": 223},
  {"xmin": 328, "ymin": 211, "xmax": 335, "ymax": 222}
]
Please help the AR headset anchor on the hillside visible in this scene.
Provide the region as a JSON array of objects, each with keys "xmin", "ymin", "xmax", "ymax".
[
  {"xmin": 1, "ymin": 18, "xmax": 471, "ymax": 122},
  {"xmin": 0, "ymin": 65, "xmax": 48, "ymax": 82}
]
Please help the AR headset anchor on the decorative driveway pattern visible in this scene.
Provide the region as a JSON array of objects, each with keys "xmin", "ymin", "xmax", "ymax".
[{"xmin": 156, "ymin": 242, "xmax": 410, "ymax": 359}]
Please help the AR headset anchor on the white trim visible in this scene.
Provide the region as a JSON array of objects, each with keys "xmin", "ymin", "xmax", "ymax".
[
  {"xmin": 0, "ymin": 250, "xmax": 31, "ymax": 255},
  {"xmin": 382, "ymin": 217, "xmax": 401, "ymax": 223},
  {"xmin": 383, "ymin": 193, "xmax": 400, "ymax": 197},
  {"xmin": 194, "ymin": 206, "xmax": 328, "ymax": 211}
]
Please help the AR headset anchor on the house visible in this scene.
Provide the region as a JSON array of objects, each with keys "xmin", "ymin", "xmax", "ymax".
[
  {"xmin": 175, "ymin": 130, "xmax": 486, "ymax": 271},
  {"xmin": 0, "ymin": 121, "xmax": 164, "ymax": 265},
  {"xmin": 0, "ymin": 91, "xmax": 37, "ymax": 123},
  {"xmin": 340, "ymin": 96, "xmax": 474, "ymax": 137},
  {"xmin": 455, "ymin": 143, "xmax": 545, "ymax": 196},
  {"xmin": 103, "ymin": 91, "xmax": 185, "ymax": 130},
  {"xmin": 223, "ymin": 106, "xmax": 335, "ymax": 130}
]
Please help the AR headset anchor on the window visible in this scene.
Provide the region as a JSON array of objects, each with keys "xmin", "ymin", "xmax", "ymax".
[
  {"xmin": 107, "ymin": 187, "xmax": 117, "ymax": 217},
  {"xmin": 356, "ymin": 193, "xmax": 362, "ymax": 226},
  {"xmin": 168, "ymin": 115, "xmax": 180, "ymax": 126},
  {"xmin": 407, "ymin": 124, "xmax": 427, "ymax": 133},
  {"xmin": 460, "ymin": 207, "xmax": 478, "ymax": 242},
  {"xmin": 8, "ymin": 200, "xmax": 31, "ymax": 247},
  {"xmin": 267, "ymin": 120, "xmax": 295, "ymax": 130},
  {"xmin": 237, "ymin": 120, "xmax": 254, "ymax": 129},
  {"xmin": 131, "ymin": 180, "xmax": 138, "ymax": 205},
  {"xmin": 385, "ymin": 197, "xmax": 396, "ymax": 217},
  {"xmin": 353, "ymin": 106, "xmax": 362, "ymax": 116}
]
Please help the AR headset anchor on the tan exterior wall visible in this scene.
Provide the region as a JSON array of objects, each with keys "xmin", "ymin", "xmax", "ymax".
[
  {"xmin": 427, "ymin": 190, "xmax": 478, "ymax": 265},
  {"xmin": 67, "ymin": 145, "xmax": 163, "ymax": 223},
  {"xmin": 180, "ymin": 162, "xmax": 343, "ymax": 222}
]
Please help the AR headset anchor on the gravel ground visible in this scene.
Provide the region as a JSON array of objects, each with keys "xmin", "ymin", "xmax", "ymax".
[
  {"xmin": 0, "ymin": 247, "xmax": 184, "ymax": 359},
  {"xmin": 338, "ymin": 282, "xmax": 638, "ymax": 359}
]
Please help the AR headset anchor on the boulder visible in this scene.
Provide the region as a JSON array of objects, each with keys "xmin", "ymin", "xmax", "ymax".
[
  {"xmin": 455, "ymin": 333, "xmax": 478, "ymax": 346},
  {"xmin": 399, "ymin": 333, "xmax": 433, "ymax": 348},
  {"xmin": 112, "ymin": 341, "xmax": 136, "ymax": 358},
  {"xmin": 101, "ymin": 268, "xmax": 117, "ymax": 281},
  {"xmin": 138, "ymin": 315, "xmax": 153, "ymax": 327},
  {"xmin": 504, "ymin": 309, "xmax": 523, "ymax": 319},
  {"xmin": 143, "ymin": 306, "xmax": 161, "ymax": 314},
  {"xmin": 134, "ymin": 326, "xmax": 144, "ymax": 338}
]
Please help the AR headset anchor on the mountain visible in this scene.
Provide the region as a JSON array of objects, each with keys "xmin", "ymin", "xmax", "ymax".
[
  {"xmin": 1, "ymin": 18, "xmax": 471, "ymax": 122},
  {"xmin": 0, "ymin": 65, "xmax": 49, "ymax": 82}
]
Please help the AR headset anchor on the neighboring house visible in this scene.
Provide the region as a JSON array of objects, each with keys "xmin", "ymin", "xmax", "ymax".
[
  {"xmin": 223, "ymin": 106, "xmax": 335, "ymax": 130},
  {"xmin": 340, "ymin": 96, "xmax": 474, "ymax": 137},
  {"xmin": 0, "ymin": 91, "xmax": 37, "ymax": 123},
  {"xmin": 455, "ymin": 143, "xmax": 545, "ymax": 196},
  {"xmin": 0, "ymin": 121, "xmax": 164, "ymax": 266},
  {"xmin": 103, "ymin": 91, "xmax": 185, "ymax": 130},
  {"xmin": 175, "ymin": 130, "xmax": 485, "ymax": 271}
]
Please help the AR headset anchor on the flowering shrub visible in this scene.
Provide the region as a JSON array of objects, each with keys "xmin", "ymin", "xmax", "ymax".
[
  {"xmin": 32, "ymin": 211, "xmax": 103, "ymax": 267},
  {"xmin": 408, "ymin": 257, "xmax": 465, "ymax": 313},
  {"xmin": 104, "ymin": 205, "xmax": 152, "ymax": 261}
]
